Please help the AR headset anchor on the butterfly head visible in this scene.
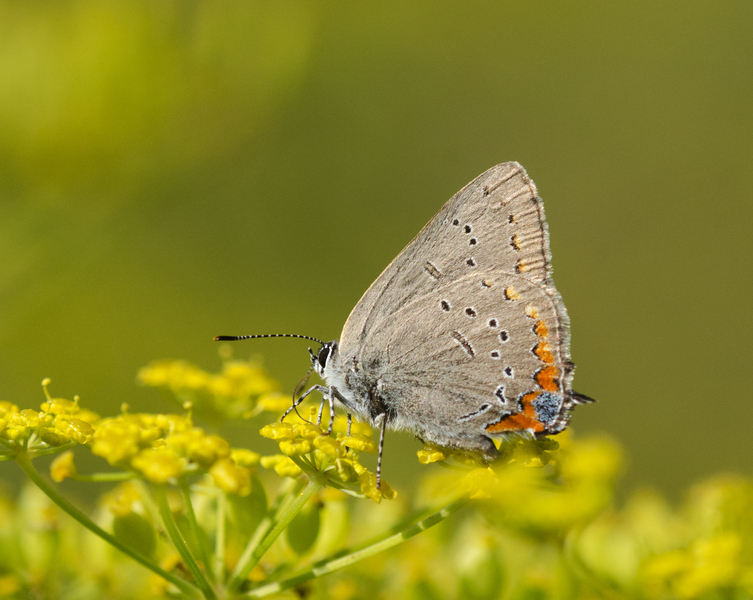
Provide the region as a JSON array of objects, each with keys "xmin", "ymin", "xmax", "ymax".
[{"xmin": 310, "ymin": 340, "xmax": 339, "ymax": 377}]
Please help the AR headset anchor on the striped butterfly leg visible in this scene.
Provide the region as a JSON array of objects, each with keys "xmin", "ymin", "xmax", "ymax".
[
  {"xmin": 375, "ymin": 413, "xmax": 388, "ymax": 490},
  {"xmin": 281, "ymin": 384, "xmax": 330, "ymax": 423}
]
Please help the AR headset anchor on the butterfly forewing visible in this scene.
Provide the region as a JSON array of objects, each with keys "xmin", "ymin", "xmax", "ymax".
[{"xmin": 340, "ymin": 162, "xmax": 569, "ymax": 366}]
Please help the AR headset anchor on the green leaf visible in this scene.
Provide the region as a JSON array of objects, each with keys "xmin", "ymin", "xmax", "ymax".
[
  {"xmin": 228, "ymin": 475, "xmax": 268, "ymax": 537},
  {"xmin": 112, "ymin": 511, "xmax": 157, "ymax": 558},
  {"xmin": 286, "ymin": 499, "xmax": 321, "ymax": 556}
]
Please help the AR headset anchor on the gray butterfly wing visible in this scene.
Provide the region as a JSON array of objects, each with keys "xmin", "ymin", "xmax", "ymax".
[
  {"xmin": 336, "ymin": 162, "xmax": 580, "ymax": 455},
  {"xmin": 340, "ymin": 162, "xmax": 568, "ymax": 366}
]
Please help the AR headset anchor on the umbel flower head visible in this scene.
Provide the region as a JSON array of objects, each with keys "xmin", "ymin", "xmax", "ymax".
[
  {"xmin": 259, "ymin": 407, "xmax": 396, "ymax": 504},
  {"xmin": 0, "ymin": 379, "xmax": 98, "ymax": 453},
  {"xmin": 90, "ymin": 404, "xmax": 256, "ymax": 493},
  {"xmin": 137, "ymin": 352, "xmax": 283, "ymax": 421}
]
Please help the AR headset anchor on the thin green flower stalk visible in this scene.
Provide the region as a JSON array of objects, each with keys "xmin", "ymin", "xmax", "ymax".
[
  {"xmin": 14, "ymin": 453, "xmax": 202, "ymax": 598},
  {"xmin": 242, "ymin": 494, "xmax": 472, "ymax": 598}
]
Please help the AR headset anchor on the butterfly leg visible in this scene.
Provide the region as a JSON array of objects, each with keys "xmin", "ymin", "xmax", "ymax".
[
  {"xmin": 281, "ymin": 384, "xmax": 329, "ymax": 422},
  {"xmin": 375, "ymin": 413, "xmax": 388, "ymax": 490},
  {"xmin": 316, "ymin": 397, "xmax": 326, "ymax": 427},
  {"xmin": 346, "ymin": 413, "xmax": 352, "ymax": 437},
  {"xmin": 321, "ymin": 387, "xmax": 337, "ymax": 435},
  {"xmin": 321, "ymin": 387, "xmax": 355, "ymax": 436}
]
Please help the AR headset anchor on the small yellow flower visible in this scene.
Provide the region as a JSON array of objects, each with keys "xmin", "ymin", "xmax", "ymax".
[
  {"xmin": 380, "ymin": 480, "xmax": 397, "ymax": 501},
  {"xmin": 138, "ymin": 360, "xmax": 212, "ymax": 393},
  {"xmin": 50, "ymin": 451, "xmax": 77, "ymax": 482},
  {"xmin": 357, "ymin": 470, "xmax": 397, "ymax": 504},
  {"xmin": 75, "ymin": 408, "xmax": 100, "ymax": 426},
  {"xmin": 214, "ymin": 360, "xmax": 278, "ymax": 397},
  {"xmin": 183, "ymin": 431, "xmax": 230, "ymax": 467},
  {"xmin": 0, "ymin": 403, "xmax": 18, "ymax": 437},
  {"xmin": 210, "ymin": 458, "xmax": 252, "ymax": 496},
  {"xmin": 260, "ymin": 454, "xmax": 303, "ymax": 478},
  {"xmin": 257, "ymin": 392, "xmax": 293, "ymax": 413},
  {"xmin": 2, "ymin": 426, "xmax": 23, "ymax": 440},
  {"xmin": 313, "ymin": 435, "xmax": 346, "ymax": 458},
  {"xmin": 279, "ymin": 438, "xmax": 312, "ymax": 456},
  {"xmin": 12, "ymin": 409, "xmax": 44, "ymax": 429},
  {"xmin": 295, "ymin": 423, "xmax": 324, "ymax": 441},
  {"xmin": 0, "ymin": 401, "xmax": 19, "ymax": 419},
  {"xmin": 153, "ymin": 413, "xmax": 192, "ymax": 434},
  {"xmin": 54, "ymin": 417, "xmax": 95, "ymax": 444},
  {"xmin": 417, "ymin": 444, "xmax": 450, "ymax": 464},
  {"xmin": 340, "ymin": 433, "xmax": 377, "ymax": 454},
  {"xmin": 332, "ymin": 418, "xmax": 372, "ymax": 436},
  {"xmin": 131, "ymin": 447, "xmax": 186, "ymax": 483},
  {"xmin": 333, "ymin": 458, "xmax": 359, "ymax": 483},
  {"xmin": 40, "ymin": 396, "xmax": 79, "ymax": 416},
  {"xmin": 91, "ymin": 419, "xmax": 142, "ymax": 464},
  {"xmin": 259, "ymin": 422, "xmax": 298, "ymax": 440},
  {"xmin": 231, "ymin": 448, "xmax": 261, "ymax": 467}
]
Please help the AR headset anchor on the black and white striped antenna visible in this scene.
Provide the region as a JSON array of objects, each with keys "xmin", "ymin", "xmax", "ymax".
[{"xmin": 214, "ymin": 333, "xmax": 325, "ymax": 346}]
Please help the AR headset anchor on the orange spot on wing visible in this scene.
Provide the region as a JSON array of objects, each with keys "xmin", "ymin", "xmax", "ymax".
[
  {"xmin": 525, "ymin": 305, "xmax": 539, "ymax": 319},
  {"xmin": 486, "ymin": 392, "xmax": 545, "ymax": 433},
  {"xmin": 534, "ymin": 320, "xmax": 548, "ymax": 338},
  {"xmin": 504, "ymin": 286, "xmax": 521, "ymax": 301},
  {"xmin": 534, "ymin": 365, "xmax": 560, "ymax": 392},
  {"xmin": 532, "ymin": 341, "xmax": 554, "ymax": 364}
]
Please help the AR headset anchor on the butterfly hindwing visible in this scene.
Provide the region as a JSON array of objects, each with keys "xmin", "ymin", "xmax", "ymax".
[{"xmin": 351, "ymin": 268, "xmax": 572, "ymax": 451}]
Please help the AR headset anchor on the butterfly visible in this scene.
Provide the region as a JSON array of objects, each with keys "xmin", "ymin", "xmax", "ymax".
[{"xmin": 217, "ymin": 162, "xmax": 593, "ymax": 486}]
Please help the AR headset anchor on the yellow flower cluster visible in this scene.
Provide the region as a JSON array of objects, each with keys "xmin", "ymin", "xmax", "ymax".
[
  {"xmin": 486, "ymin": 434, "xmax": 621, "ymax": 533},
  {"xmin": 137, "ymin": 356, "xmax": 283, "ymax": 420},
  {"xmin": 415, "ymin": 432, "xmax": 621, "ymax": 533},
  {"xmin": 417, "ymin": 436, "xmax": 561, "ymax": 500},
  {"xmin": 89, "ymin": 409, "xmax": 256, "ymax": 493},
  {"xmin": 0, "ymin": 380, "xmax": 98, "ymax": 451},
  {"xmin": 418, "ymin": 434, "xmax": 558, "ymax": 469},
  {"xmin": 259, "ymin": 413, "xmax": 396, "ymax": 504},
  {"xmin": 577, "ymin": 475, "xmax": 753, "ymax": 599}
]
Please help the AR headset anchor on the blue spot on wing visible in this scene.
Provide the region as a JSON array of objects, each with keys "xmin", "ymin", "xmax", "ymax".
[{"xmin": 532, "ymin": 392, "xmax": 562, "ymax": 426}]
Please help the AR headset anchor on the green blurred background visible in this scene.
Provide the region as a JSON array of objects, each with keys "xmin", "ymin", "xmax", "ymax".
[{"xmin": 1, "ymin": 0, "xmax": 751, "ymax": 498}]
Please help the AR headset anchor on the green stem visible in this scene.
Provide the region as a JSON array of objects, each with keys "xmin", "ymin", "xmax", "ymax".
[
  {"xmin": 74, "ymin": 471, "xmax": 138, "ymax": 482},
  {"xmin": 179, "ymin": 477, "xmax": 215, "ymax": 584},
  {"xmin": 214, "ymin": 489, "xmax": 226, "ymax": 584},
  {"xmin": 242, "ymin": 494, "xmax": 471, "ymax": 599},
  {"xmin": 228, "ymin": 477, "xmax": 321, "ymax": 594},
  {"xmin": 14, "ymin": 453, "xmax": 201, "ymax": 599},
  {"xmin": 30, "ymin": 441, "xmax": 76, "ymax": 456},
  {"xmin": 227, "ymin": 479, "xmax": 298, "ymax": 591},
  {"xmin": 154, "ymin": 484, "xmax": 218, "ymax": 600},
  {"xmin": 132, "ymin": 479, "xmax": 162, "ymax": 526}
]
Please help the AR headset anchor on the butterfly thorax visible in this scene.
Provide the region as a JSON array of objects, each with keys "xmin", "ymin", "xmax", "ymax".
[{"xmin": 314, "ymin": 341, "xmax": 387, "ymax": 426}]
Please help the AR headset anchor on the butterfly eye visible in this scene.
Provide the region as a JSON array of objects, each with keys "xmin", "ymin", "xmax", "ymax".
[{"xmin": 318, "ymin": 346, "xmax": 331, "ymax": 368}]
